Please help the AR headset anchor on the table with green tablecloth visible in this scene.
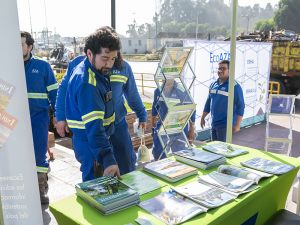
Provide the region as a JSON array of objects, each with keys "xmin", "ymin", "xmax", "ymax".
[{"xmin": 49, "ymin": 144, "xmax": 300, "ymax": 225}]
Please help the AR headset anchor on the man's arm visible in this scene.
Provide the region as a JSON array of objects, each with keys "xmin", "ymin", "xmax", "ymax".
[
  {"xmin": 233, "ymin": 83, "xmax": 245, "ymax": 133},
  {"xmin": 78, "ymin": 83, "xmax": 120, "ymax": 178}
]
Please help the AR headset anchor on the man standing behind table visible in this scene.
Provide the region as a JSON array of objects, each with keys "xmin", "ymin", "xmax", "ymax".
[
  {"xmin": 21, "ymin": 31, "xmax": 58, "ymax": 204},
  {"xmin": 200, "ymin": 60, "xmax": 245, "ymax": 142},
  {"xmin": 65, "ymin": 27, "xmax": 147, "ymax": 181}
]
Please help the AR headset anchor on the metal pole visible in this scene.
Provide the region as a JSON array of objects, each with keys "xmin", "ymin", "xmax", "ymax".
[
  {"xmin": 111, "ymin": 0, "xmax": 116, "ymax": 29},
  {"xmin": 27, "ymin": 0, "xmax": 33, "ymax": 35},
  {"xmin": 196, "ymin": 14, "xmax": 198, "ymax": 40},
  {"xmin": 226, "ymin": 0, "xmax": 238, "ymax": 143}
]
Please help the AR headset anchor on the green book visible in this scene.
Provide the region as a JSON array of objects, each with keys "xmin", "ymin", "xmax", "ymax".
[
  {"xmin": 121, "ymin": 171, "xmax": 165, "ymax": 195},
  {"xmin": 75, "ymin": 176, "xmax": 139, "ymax": 214}
]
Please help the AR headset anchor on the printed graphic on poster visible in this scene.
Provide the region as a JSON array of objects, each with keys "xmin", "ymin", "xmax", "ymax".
[{"xmin": 183, "ymin": 40, "xmax": 272, "ymax": 136}]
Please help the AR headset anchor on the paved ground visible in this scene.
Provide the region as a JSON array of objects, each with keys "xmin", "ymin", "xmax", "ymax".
[{"xmin": 42, "ymin": 103, "xmax": 300, "ymax": 225}]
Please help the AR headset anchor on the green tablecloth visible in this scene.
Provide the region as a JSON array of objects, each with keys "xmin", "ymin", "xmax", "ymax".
[{"xmin": 49, "ymin": 144, "xmax": 300, "ymax": 225}]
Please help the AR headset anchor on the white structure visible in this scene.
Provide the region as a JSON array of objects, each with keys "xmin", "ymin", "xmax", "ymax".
[{"xmin": 120, "ymin": 37, "xmax": 147, "ymax": 54}]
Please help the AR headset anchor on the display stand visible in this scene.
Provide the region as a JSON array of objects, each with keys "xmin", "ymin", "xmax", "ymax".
[
  {"xmin": 265, "ymin": 94, "xmax": 296, "ymax": 156},
  {"xmin": 153, "ymin": 47, "xmax": 196, "ymax": 159}
]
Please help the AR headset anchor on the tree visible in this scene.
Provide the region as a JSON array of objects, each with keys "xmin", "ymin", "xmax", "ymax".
[
  {"xmin": 255, "ymin": 19, "xmax": 275, "ymax": 33},
  {"xmin": 274, "ymin": 0, "xmax": 300, "ymax": 32}
]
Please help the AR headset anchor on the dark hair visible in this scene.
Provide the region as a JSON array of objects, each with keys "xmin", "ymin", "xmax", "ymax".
[
  {"xmin": 84, "ymin": 26, "xmax": 121, "ymax": 55},
  {"xmin": 219, "ymin": 60, "xmax": 230, "ymax": 69},
  {"xmin": 20, "ymin": 31, "xmax": 34, "ymax": 46}
]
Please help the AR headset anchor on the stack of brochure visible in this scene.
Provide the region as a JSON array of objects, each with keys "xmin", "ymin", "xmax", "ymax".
[
  {"xmin": 218, "ymin": 165, "xmax": 273, "ymax": 184},
  {"xmin": 143, "ymin": 158, "xmax": 198, "ymax": 182},
  {"xmin": 240, "ymin": 157, "xmax": 295, "ymax": 175},
  {"xmin": 75, "ymin": 176, "xmax": 140, "ymax": 215},
  {"xmin": 139, "ymin": 191, "xmax": 206, "ymax": 225},
  {"xmin": 198, "ymin": 171, "xmax": 257, "ymax": 195},
  {"xmin": 172, "ymin": 181, "xmax": 236, "ymax": 209},
  {"xmin": 173, "ymin": 148, "xmax": 226, "ymax": 170},
  {"xmin": 202, "ymin": 141, "xmax": 248, "ymax": 157}
]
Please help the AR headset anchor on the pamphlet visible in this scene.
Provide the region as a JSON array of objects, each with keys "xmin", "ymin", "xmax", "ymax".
[
  {"xmin": 121, "ymin": 171, "xmax": 164, "ymax": 195},
  {"xmin": 202, "ymin": 141, "xmax": 248, "ymax": 157},
  {"xmin": 139, "ymin": 191, "xmax": 206, "ymax": 225},
  {"xmin": 172, "ymin": 181, "xmax": 236, "ymax": 208},
  {"xmin": 240, "ymin": 157, "xmax": 295, "ymax": 175}
]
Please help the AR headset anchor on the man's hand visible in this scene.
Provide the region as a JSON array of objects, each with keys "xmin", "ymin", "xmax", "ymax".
[
  {"xmin": 138, "ymin": 122, "xmax": 147, "ymax": 130},
  {"xmin": 55, "ymin": 121, "xmax": 69, "ymax": 137},
  {"xmin": 233, "ymin": 124, "xmax": 240, "ymax": 133},
  {"xmin": 103, "ymin": 165, "xmax": 121, "ymax": 179},
  {"xmin": 200, "ymin": 117, "xmax": 206, "ymax": 129}
]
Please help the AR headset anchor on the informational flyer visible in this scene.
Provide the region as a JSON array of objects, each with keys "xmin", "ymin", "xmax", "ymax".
[{"xmin": 0, "ymin": 0, "xmax": 43, "ymax": 224}]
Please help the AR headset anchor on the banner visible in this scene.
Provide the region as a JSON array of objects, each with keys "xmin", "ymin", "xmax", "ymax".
[
  {"xmin": 0, "ymin": 0, "xmax": 43, "ymax": 224},
  {"xmin": 183, "ymin": 40, "xmax": 272, "ymax": 140}
]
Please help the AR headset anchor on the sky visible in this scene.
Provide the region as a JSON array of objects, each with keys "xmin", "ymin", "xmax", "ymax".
[{"xmin": 17, "ymin": 0, "xmax": 279, "ymax": 37}]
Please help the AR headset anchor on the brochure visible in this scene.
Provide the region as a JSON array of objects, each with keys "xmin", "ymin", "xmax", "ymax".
[
  {"xmin": 202, "ymin": 141, "xmax": 248, "ymax": 157},
  {"xmin": 75, "ymin": 176, "xmax": 139, "ymax": 214},
  {"xmin": 121, "ymin": 171, "xmax": 164, "ymax": 195},
  {"xmin": 0, "ymin": 110, "xmax": 18, "ymax": 148},
  {"xmin": 240, "ymin": 157, "xmax": 295, "ymax": 175},
  {"xmin": 139, "ymin": 191, "xmax": 206, "ymax": 225},
  {"xmin": 198, "ymin": 171, "xmax": 256, "ymax": 194},
  {"xmin": 0, "ymin": 78, "xmax": 15, "ymax": 111},
  {"xmin": 218, "ymin": 165, "xmax": 273, "ymax": 184},
  {"xmin": 172, "ymin": 181, "xmax": 236, "ymax": 208},
  {"xmin": 174, "ymin": 148, "xmax": 226, "ymax": 170},
  {"xmin": 143, "ymin": 158, "xmax": 198, "ymax": 182}
]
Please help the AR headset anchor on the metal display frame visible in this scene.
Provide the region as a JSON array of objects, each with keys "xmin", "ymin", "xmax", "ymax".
[
  {"xmin": 265, "ymin": 94, "xmax": 296, "ymax": 156},
  {"xmin": 153, "ymin": 47, "xmax": 197, "ymax": 159}
]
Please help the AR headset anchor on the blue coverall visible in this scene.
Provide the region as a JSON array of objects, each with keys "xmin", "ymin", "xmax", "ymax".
[
  {"xmin": 24, "ymin": 54, "xmax": 58, "ymax": 173},
  {"xmin": 152, "ymin": 83, "xmax": 196, "ymax": 160},
  {"xmin": 63, "ymin": 57, "xmax": 147, "ymax": 180},
  {"xmin": 203, "ymin": 79, "xmax": 245, "ymax": 142},
  {"xmin": 66, "ymin": 58, "xmax": 116, "ymax": 181}
]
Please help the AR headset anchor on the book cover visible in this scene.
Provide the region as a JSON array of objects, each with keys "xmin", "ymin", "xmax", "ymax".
[
  {"xmin": 241, "ymin": 157, "xmax": 295, "ymax": 175},
  {"xmin": 202, "ymin": 142, "xmax": 248, "ymax": 158},
  {"xmin": 139, "ymin": 191, "xmax": 206, "ymax": 225},
  {"xmin": 121, "ymin": 171, "xmax": 164, "ymax": 195},
  {"xmin": 198, "ymin": 171, "xmax": 255, "ymax": 194},
  {"xmin": 143, "ymin": 158, "xmax": 198, "ymax": 182},
  {"xmin": 75, "ymin": 176, "xmax": 139, "ymax": 212},
  {"xmin": 172, "ymin": 181, "xmax": 236, "ymax": 208},
  {"xmin": 218, "ymin": 165, "xmax": 273, "ymax": 184}
]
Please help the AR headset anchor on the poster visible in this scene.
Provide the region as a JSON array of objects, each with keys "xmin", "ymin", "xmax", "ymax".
[
  {"xmin": 0, "ymin": 0, "xmax": 43, "ymax": 224},
  {"xmin": 183, "ymin": 40, "xmax": 272, "ymax": 139}
]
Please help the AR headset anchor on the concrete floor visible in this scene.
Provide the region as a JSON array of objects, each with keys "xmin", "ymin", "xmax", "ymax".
[{"xmin": 42, "ymin": 105, "xmax": 300, "ymax": 225}]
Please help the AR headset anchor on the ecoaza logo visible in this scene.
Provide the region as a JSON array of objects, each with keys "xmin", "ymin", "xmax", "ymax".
[{"xmin": 31, "ymin": 69, "xmax": 39, "ymax": 73}]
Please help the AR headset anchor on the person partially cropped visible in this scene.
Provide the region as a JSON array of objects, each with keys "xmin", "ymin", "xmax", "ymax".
[
  {"xmin": 21, "ymin": 31, "xmax": 58, "ymax": 204},
  {"xmin": 200, "ymin": 60, "xmax": 245, "ymax": 142},
  {"xmin": 151, "ymin": 79, "xmax": 196, "ymax": 160}
]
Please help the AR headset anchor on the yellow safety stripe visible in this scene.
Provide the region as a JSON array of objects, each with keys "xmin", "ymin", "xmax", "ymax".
[
  {"xmin": 110, "ymin": 75, "xmax": 128, "ymax": 83},
  {"xmin": 47, "ymin": 83, "xmax": 59, "ymax": 91},
  {"xmin": 37, "ymin": 166, "xmax": 48, "ymax": 173},
  {"xmin": 28, "ymin": 93, "xmax": 48, "ymax": 99},
  {"xmin": 88, "ymin": 68, "xmax": 96, "ymax": 86},
  {"xmin": 66, "ymin": 120, "xmax": 85, "ymax": 129},
  {"xmin": 82, "ymin": 111, "xmax": 104, "ymax": 124},
  {"xmin": 103, "ymin": 113, "xmax": 115, "ymax": 126}
]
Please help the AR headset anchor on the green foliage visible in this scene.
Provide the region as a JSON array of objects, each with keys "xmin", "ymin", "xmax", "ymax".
[
  {"xmin": 274, "ymin": 0, "xmax": 300, "ymax": 32},
  {"xmin": 254, "ymin": 19, "xmax": 275, "ymax": 32}
]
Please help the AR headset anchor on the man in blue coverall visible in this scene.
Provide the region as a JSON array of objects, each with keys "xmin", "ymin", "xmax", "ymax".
[
  {"xmin": 151, "ymin": 79, "xmax": 196, "ymax": 160},
  {"xmin": 21, "ymin": 31, "xmax": 58, "ymax": 204},
  {"xmin": 200, "ymin": 60, "xmax": 245, "ymax": 142},
  {"xmin": 65, "ymin": 27, "xmax": 147, "ymax": 181}
]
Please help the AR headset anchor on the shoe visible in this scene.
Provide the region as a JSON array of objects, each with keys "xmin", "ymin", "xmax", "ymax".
[{"xmin": 37, "ymin": 172, "xmax": 49, "ymax": 204}]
